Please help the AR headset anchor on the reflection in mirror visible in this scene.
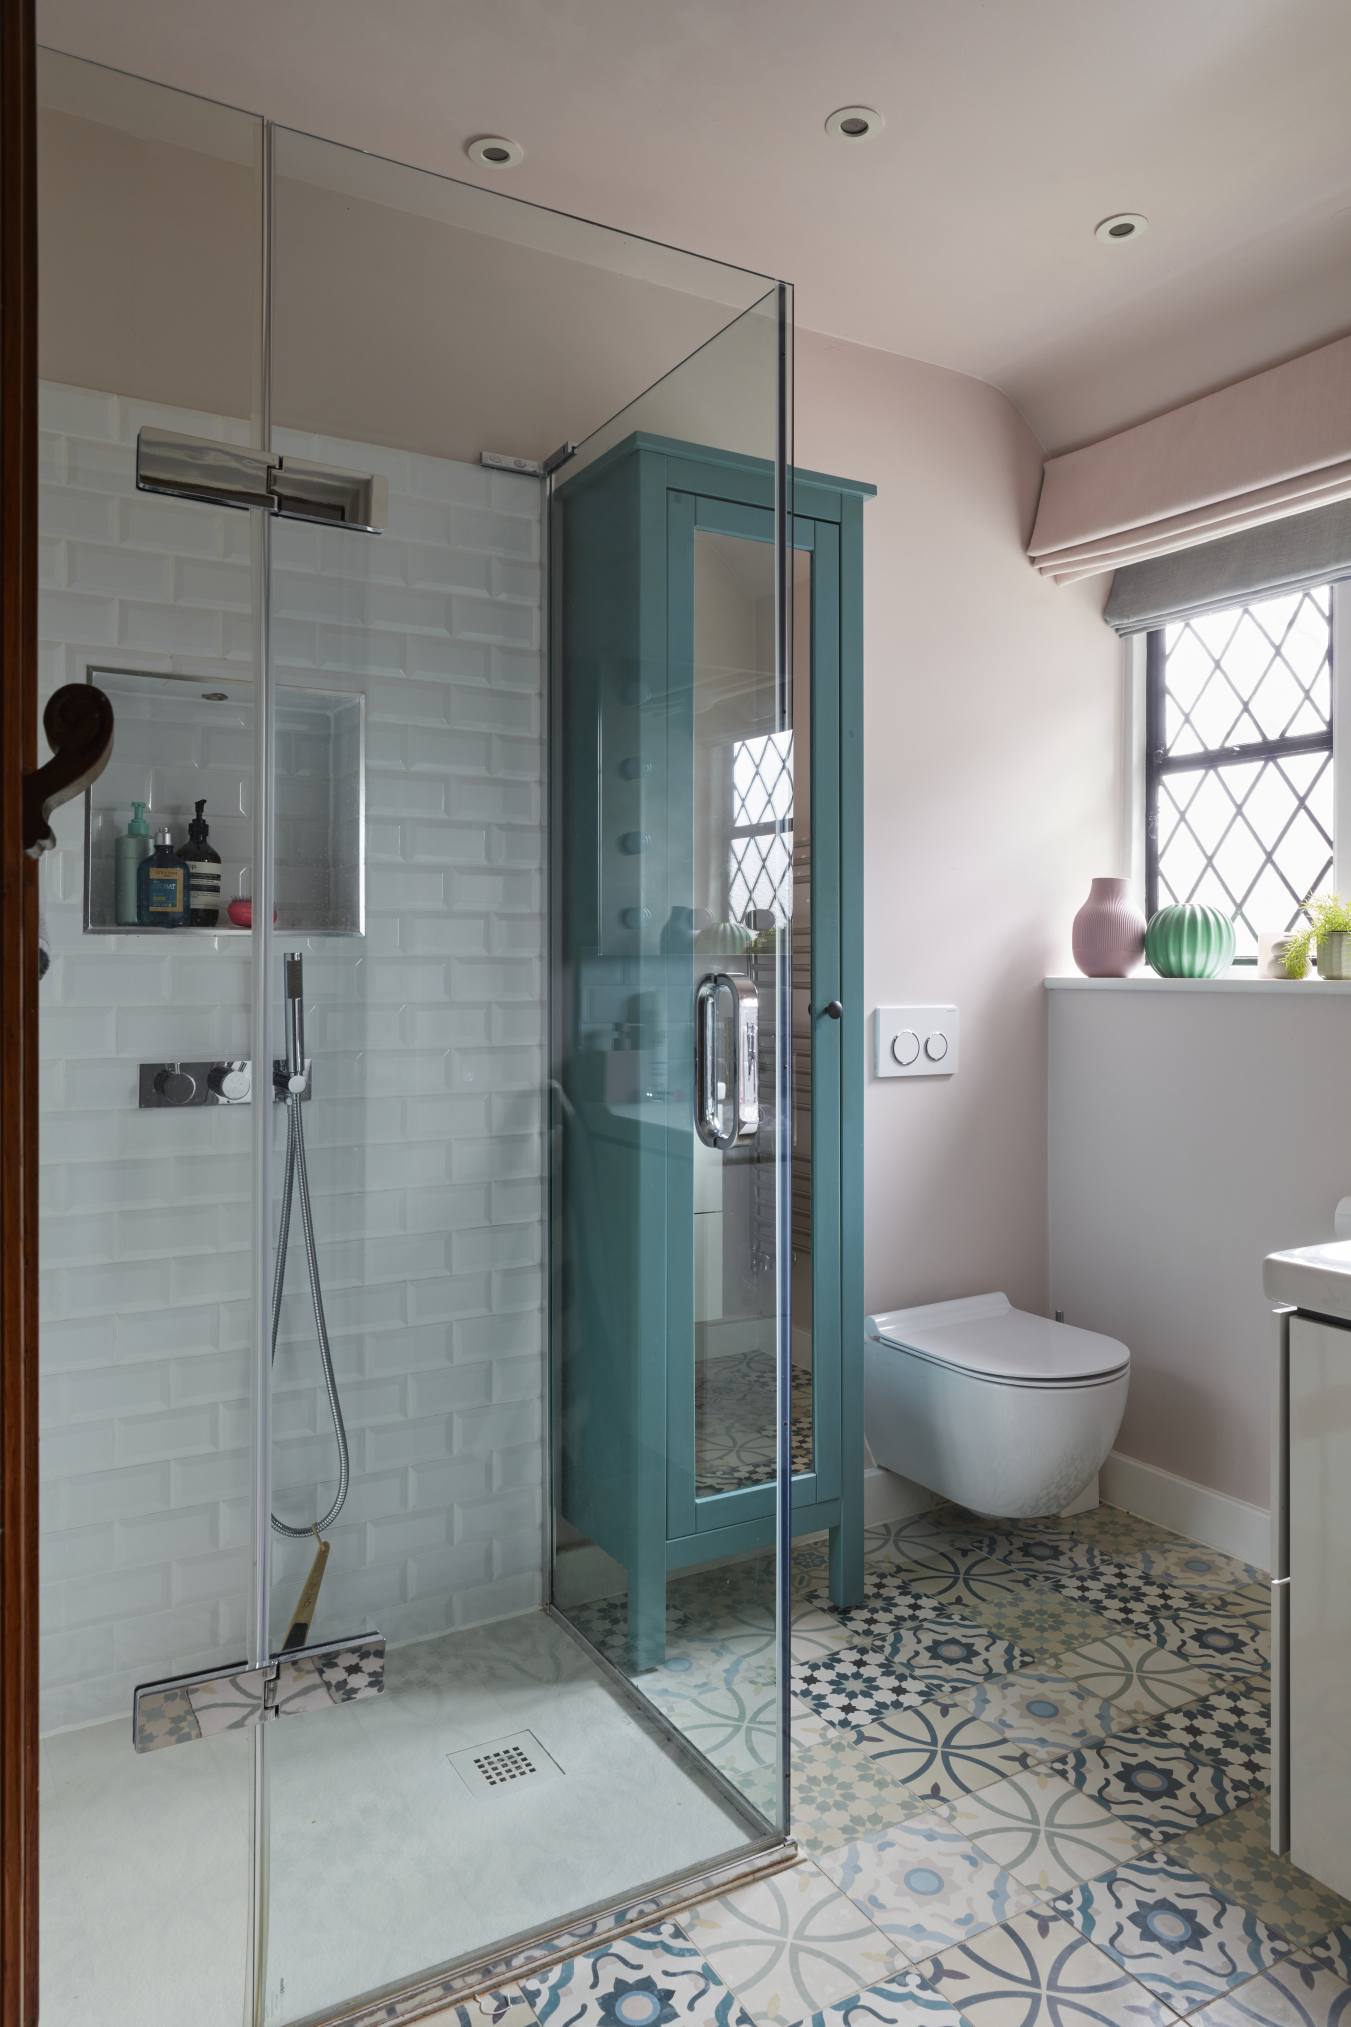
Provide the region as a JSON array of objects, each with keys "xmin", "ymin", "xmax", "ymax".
[{"xmin": 691, "ymin": 536, "xmax": 813, "ymax": 1498}]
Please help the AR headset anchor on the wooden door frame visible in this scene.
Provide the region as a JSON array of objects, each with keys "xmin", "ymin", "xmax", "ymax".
[{"xmin": 1, "ymin": 0, "xmax": 41, "ymax": 2019}]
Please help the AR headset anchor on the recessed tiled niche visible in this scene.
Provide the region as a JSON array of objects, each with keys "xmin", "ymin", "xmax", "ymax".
[{"xmin": 83, "ymin": 665, "xmax": 365, "ymax": 936}]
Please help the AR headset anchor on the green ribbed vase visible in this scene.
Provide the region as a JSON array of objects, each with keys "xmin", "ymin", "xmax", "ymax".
[{"xmin": 1145, "ymin": 903, "xmax": 1236, "ymax": 978}]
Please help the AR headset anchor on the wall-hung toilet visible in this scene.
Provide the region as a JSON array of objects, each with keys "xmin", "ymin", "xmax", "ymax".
[{"xmin": 864, "ymin": 1292, "xmax": 1130, "ymax": 1519}]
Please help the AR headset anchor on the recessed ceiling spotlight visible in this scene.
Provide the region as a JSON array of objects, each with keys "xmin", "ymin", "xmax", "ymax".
[
  {"xmin": 825, "ymin": 105, "xmax": 884, "ymax": 143},
  {"xmin": 1095, "ymin": 212, "xmax": 1149, "ymax": 245},
  {"xmin": 466, "ymin": 135, "xmax": 525, "ymax": 170}
]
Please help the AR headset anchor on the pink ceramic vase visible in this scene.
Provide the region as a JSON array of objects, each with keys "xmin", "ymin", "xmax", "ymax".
[{"xmin": 1072, "ymin": 877, "xmax": 1146, "ymax": 977}]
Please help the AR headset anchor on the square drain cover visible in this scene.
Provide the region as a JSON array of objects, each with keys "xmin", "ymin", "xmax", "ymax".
[{"xmin": 447, "ymin": 1730, "xmax": 563, "ymax": 1797}]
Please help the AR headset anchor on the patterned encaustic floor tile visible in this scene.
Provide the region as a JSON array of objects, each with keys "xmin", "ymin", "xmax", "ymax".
[
  {"xmin": 1307, "ymin": 1931, "xmax": 1351, "ymax": 1987},
  {"xmin": 1053, "ymin": 1736, "xmax": 1255, "ymax": 1846},
  {"xmin": 799, "ymin": 1968, "xmax": 972, "ymax": 2027},
  {"xmin": 1123, "ymin": 1687, "xmax": 1271, "ymax": 1791},
  {"xmin": 1067, "ymin": 1510, "xmax": 1186, "ymax": 1558},
  {"xmin": 852, "ymin": 1699, "xmax": 1035, "ymax": 1812},
  {"xmin": 681, "ymin": 1858, "xmax": 902, "ymax": 2027},
  {"xmin": 1152, "ymin": 1612, "xmax": 1270, "ymax": 1684},
  {"xmin": 792, "ymin": 1646, "xmax": 942, "ymax": 1731},
  {"xmin": 1048, "ymin": 1571, "xmax": 1182, "ymax": 1639},
  {"xmin": 818, "ymin": 1811, "xmax": 1033, "ymax": 1962},
  {"xmin": 897, "ymin": 1556, "xmax": 1054, "ymax": 1615},
  {"xmin": 1198, "ymin": 1588, "xmax": 1275, "ymax": 1628},
  {"xmin": 1129, "ymin": 1541, "xmax": 1266, "ymax": 1596},
  {"xmin": 958, "ymin": 1670, "xmax": 1118, "ymax": 1758},
  {"xmin": 1168, "ymin": 1803, "xmax": 1351, "ymax": 1949},
  {"xmin": 640, "ymin": 1668, "xmax": 778, "ymax": 1795},
  {"xmin": 1186, "ymin": 1953, "xmax": 1351, "ymax": 2027},
  {"xmin": 792, "ymin": 1733, "xmax": 940, "ymax": 1854},
  {"xmin": 520, "ymin": 1921, "xmax": 755, "ymax": 2027},
  {"xmin": 816, "ymin": 1570, "xmax": 951, "ymax": 1646},
  {"xmin": 943, "ymin": 1767, "xmax": 1149, "ymax": 1896},
  {"xmin": 969, "ymin": 1583, "xmax": 1122, "ymax": 1665},
  {"xmin": 860, "ymin": 1618, "xmax": 1037, "ymax": 1690},
  {"xmin": 1057, "ymin": 1636, "xmax": 1214, "ymax": 1719},
  {"xmin": 921, "ymin": 1906, "xmax": 1175, "ymax": 2027},
  {"xmin": 1054, "ymin": 1851, "xmax": 1287, "ymax": 2014}
]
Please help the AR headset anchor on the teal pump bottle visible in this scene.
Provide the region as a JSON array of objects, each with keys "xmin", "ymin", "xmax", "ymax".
[{"xmin": 115, "ymin": 801, "xmax": 153, "ymax": 926}]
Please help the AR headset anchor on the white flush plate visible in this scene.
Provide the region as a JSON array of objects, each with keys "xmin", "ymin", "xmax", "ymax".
[{"xmin": 874, "ymin": 1005, "xmax": 959, "ymax": 1078}]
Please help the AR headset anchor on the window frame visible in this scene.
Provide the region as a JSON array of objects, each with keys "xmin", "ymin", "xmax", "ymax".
[{"xmin": 1143, "ymin": 584, "xmax": 1342, "ymax": 954}]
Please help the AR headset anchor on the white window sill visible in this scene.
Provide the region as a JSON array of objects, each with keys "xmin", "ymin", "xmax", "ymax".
[{"xmin": 1045, "ymin": 974, "xmax": 1351, "ymax": 994}]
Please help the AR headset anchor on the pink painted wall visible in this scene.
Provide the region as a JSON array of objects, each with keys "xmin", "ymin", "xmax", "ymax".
[{"xmin": 794, "ymin": 330, "xmax": 1124, "ymax": 1320}]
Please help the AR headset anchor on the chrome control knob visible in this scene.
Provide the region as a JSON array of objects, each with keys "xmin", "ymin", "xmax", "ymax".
[
  {"xmin": 208, "ymin": 1062, "xmax": 251, "ymax": 1104},
  {"xmin": 154, "ymin": 1065, "xmax": 197, "ymax": 1105}
]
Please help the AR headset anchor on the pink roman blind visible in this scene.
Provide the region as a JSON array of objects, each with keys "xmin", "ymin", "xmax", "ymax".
[{"xmin": 1028, "ymin": 333, "xmax": 1351, "ymax": 584}]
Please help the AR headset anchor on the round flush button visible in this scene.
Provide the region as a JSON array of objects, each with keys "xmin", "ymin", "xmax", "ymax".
[
  {"xmin": 891, "ymin": 1028, "xmax": 920, "ymax": 1067},
  {"xmin": 924, "ymin": 1031, "xmax": 949, "ymax": 1062}
]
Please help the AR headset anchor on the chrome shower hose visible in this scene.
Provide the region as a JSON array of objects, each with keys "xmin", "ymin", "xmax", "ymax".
[{"xmin": 269, "ymin": 1088, "xmax": 350, "ymax": 1539}]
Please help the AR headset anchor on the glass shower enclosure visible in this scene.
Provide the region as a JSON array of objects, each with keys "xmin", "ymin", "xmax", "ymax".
[{"xmin": 35, "ymin": 47, "xmax": 795, "ymax": 2027}]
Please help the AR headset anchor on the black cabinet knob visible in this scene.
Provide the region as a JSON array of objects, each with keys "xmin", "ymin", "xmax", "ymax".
[{"xmin": 822, "ymin": 1000, "xmax": 844, "ymax": 1020}]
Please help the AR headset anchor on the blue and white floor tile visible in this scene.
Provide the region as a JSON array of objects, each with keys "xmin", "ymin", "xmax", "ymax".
[
  {"xmin": 921, "ymin": 1906, "xmax": 1175, "ymax": 2027},
  {"xmin": 520, "ymin": 1922, "xmax": 758, "ymax": 2027},
  {"xmin": 1054, "ymin": 1852, "xmax": 1287, "ymax": 2014}
]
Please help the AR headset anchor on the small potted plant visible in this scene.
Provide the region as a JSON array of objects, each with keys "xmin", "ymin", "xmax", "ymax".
[{"xmin": 1284, "ymin": 892, "xmax": 1351, "ymax": 979}]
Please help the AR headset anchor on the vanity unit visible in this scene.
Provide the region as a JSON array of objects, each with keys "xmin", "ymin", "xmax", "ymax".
[
  {"xmin": 554, "ymin": 435, "xmax": 871, "ymax": 1663},
  {"xmin": 1264, "ymin": 1238, "xmax": 1351, "ymax": 1897}
]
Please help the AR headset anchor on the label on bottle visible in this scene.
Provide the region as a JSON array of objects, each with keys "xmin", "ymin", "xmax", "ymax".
[
  {"xmin": 184, "ymin": 857, "xmax": 221, "ymax": 905},
  {"xmin": 146, "ymin": 867, "xmax": 186, "ymax": 915}
]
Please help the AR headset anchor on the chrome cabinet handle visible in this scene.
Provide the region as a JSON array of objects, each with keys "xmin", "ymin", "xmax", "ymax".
[{"xmin": 694, "ymin": 973, "xmax": 760, "ymax": 1148}]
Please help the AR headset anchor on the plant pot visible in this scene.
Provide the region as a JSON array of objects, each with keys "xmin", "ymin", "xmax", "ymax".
[
  {"xmin": 1071, "ymin": 877, "xmax": 1146, "ymax": 978},
  {"xmin": 1145, "ymin": 903, "xmax": 1236, "ymax": 979},
  {"xmin": 1318, "ymin": 931, "xmax": 1351, "ymax": 980}
]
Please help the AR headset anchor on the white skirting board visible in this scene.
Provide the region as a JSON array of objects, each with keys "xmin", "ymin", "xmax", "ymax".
[{"xmin": 1100, "ymin": 1450, "xmax": 1272, "ymax": 1572}]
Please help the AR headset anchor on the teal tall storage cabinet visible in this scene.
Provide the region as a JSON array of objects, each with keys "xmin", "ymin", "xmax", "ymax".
[{"xmin": 554, "ymin": 434, "xmax": 871, "ymax": 1666}]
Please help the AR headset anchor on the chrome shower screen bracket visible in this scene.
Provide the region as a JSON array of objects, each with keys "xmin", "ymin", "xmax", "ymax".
[
  {"xmin": 131, "ymin": 1633, "xmax": 386, "ymax": 1752},
  {"xmin": 136, "ymin": 427, "xmax": 388, "ymax": 533}
]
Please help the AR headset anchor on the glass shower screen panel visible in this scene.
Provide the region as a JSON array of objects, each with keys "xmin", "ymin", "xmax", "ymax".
[
  {"xmin": 552, "ymin": 289, "xmax": 795, "ymax": 1833},
  {"xmin": 34, "ymin": 50, "xmax": 263, "ymax": 2027},
  {"xmin": 263, "ymin": 126, "xmax": 790, "ymax": 2025}
]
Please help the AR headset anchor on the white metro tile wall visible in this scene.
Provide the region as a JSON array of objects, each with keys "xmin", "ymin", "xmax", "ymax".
[{"xmin": 37, "ymin": 385, "xmax": 545, "ymax": 1729}]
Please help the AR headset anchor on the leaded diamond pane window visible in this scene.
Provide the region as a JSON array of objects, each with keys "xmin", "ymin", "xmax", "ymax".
[
  {"xmin": 1147, "ymin": 586, "xmax": 1335, "ymax": 961},
  {"xmin": 730, "ymin": 729, "xmax": 794, "ymax": 924}
]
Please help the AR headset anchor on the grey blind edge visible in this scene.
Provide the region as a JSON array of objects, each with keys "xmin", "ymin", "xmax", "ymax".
[{"xmin": 1105, "ymin": 496, "xmax": 1351, "ymax": 635}]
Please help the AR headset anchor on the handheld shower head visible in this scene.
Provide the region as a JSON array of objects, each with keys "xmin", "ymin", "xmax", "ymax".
[{"xmin": 284, "ymin": 951, "xmax": 305, "ymax": 1076}]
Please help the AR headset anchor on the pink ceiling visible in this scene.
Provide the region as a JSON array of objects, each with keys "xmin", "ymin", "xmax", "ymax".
[{"xmin": 36, "ymin": 0, "xmax": 1351, "ymax": 450}]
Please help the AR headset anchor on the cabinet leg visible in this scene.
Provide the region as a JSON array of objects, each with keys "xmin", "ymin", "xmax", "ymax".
[
  {"xmin": 627, "ymin": 1556, "xmax": 667, "ymax": 1671},
  {"xmin": 828, "ymin": 1518, "xmax": 864, "ymax": 1610}
]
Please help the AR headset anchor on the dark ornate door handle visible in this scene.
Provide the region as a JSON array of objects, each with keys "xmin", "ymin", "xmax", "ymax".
[{"xmin": 23, "ymin": 683, "xmax": 114, "ymax": 857}]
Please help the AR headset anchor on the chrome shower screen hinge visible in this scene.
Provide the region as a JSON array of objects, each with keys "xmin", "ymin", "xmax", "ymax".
[
  {"xmin": 136, "ymin": 427, "xmax": 387, "ymax": 532},
  {"xmin": 131, "ymin": 1633, "xmax": 385, "ymax": 1752}
]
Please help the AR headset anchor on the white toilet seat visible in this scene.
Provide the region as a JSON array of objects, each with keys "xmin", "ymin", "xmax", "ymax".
[
  {"xmin": 869, "ymin": 1291, "xmax": 1129, "ymax": 1389},
  {"xmin": 863, "ymin": 1291, "xmax": 1131, "ymax": 1519}
]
